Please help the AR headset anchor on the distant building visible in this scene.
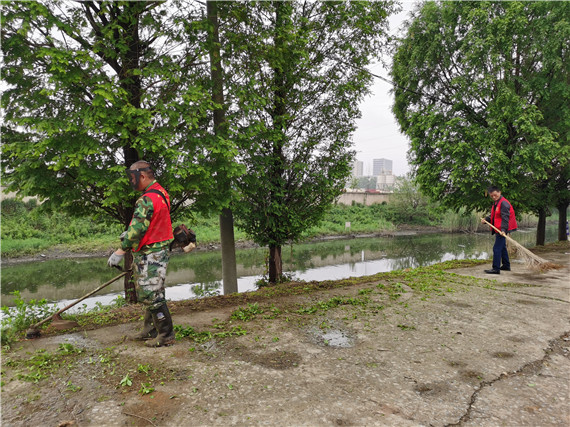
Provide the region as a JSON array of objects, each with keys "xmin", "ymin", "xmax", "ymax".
[
  {"xmin": 372, "ymin": 158, "xmax": 392, "ymax": 175},
  {"xmin": 376, "ymin": 173, "xmax": 395, "ymax": 191},
  {"xmin": 352, "ymin": 160, "xmax": 363, "ymax": 177},
  {"xmin": 371, "ymin": 158, "xmax": 394, "ymax": 190}
]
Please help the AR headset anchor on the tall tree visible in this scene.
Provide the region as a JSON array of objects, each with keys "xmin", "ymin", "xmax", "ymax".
[
  {"xmin": 391, "ymin": 1, "xmax": 570, "ymax": 244},
  {"xmin": 1, "ymin": 0, "xmax": 242, "ymax": 299},
  {"xmin": 206, "ymin": 0, "xmax": 238, "ymax": 294},
  {"xmin": 218, "ymin": 0, "xmax": 397, "ymax": 283}
]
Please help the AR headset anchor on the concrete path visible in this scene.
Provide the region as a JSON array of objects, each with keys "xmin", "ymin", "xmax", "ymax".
[{"xmin": 2, "ymin": 249, "xmax": 569, "ymax": 426}]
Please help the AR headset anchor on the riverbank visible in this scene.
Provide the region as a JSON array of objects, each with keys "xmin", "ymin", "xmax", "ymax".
[
  {"xmin": 1, "ymin": 243, "xmax": 568, "ymax": 426},
  {"xmin": 0, "ymin": 224, "xmax": 444, "ymax": 266},
  {"xmin": 1, "ymin": 197, "xmax": 553, "ymax": 262}
]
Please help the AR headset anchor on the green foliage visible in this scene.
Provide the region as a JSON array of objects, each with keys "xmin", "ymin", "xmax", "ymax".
[
  {"xmin": 296, "ymin": 296, "xmax": 370, "ymax": 315},
  {"xmin": 1, "ymin": 199, "xmax": 122, "ymax": 256},
  {"xmin": 120, "ymin": 374, "xmax": 133, "ymax": 387},
  {"xmin": 173, "ymin": 324, "xmax": 247, "ymax": 343},
  {"xmin": 391, "ymin": 1, "xmax": 570, "ymax": 218},
  {"xmin": 65, "ymin": 296, "xmax": 128, "ymax": 328},
  {"xmin": 57, "ymin": 342, "xmax": 83, "ymax": 355},
  {"xmin": 2, "ymin": 195, "xmax": 545, "ymax": 261},
  {"xmin": 355, "ymin": 177, "xmax": 378, "ymax": 191},
  {"xmin": 139, "ymin": 383, "xmax": 155, "ymax": 395},
  {"xmin": 1, "ymin": 1, "xmax": 242, "ymax": 229},
  {"xmin": 304, "ymin": 204, "xmax": 395, "ymax": 237},
  {"xmin": 219, "ymin": 0, "xmax": 398, "ymax": 281},
  {"xmin": 440, "ymin": 208, "xmax": 482, "ymax": 233},
  {"xmin": 230, "ymin": 303, "xmax": 264, "ymax": 322},
  {"xmin": 7, "ymin": 344, "xmax": 83, "ymax": 383},
  {"xmin": 1, "ymin": 291, "xmax": 57, "ymax": 348},
  {"xmin": 385, "ymin": 175, "xmax": 440, "ymax": 225}
]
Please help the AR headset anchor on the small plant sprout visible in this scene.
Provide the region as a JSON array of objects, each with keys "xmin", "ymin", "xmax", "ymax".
[
  {"xmin": 139, "ymin": 383, "xmax": 155, "ymax": 395},
  {"xmin": 120, "ymin": 374, "xmax": 132, "ymax": 387}
]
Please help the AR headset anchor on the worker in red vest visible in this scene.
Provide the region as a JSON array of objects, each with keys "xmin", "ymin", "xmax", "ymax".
[
  {"xmin": 108, "ymin": 160, "xmax": 175, "ymax": 347},
  {"xmin": 482, "ymin": 185, "xmax": 518, "ymax": 274}
]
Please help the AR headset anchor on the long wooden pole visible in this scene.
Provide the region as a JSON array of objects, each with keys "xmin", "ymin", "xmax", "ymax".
[{"xmin": 29, "ymin": 271, "xmax": 127, "ymax": 330}]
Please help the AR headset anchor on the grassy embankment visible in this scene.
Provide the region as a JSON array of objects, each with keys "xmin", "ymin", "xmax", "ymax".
[
  {"xmin": 0, "ymin": 257, "xmax": 487, "ymax": 348},
  {"xmin": 0, "ymin": 198, "xmax": 545, "ymax": 258}
]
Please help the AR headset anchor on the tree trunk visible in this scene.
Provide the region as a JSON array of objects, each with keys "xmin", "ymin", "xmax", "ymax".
[
  {"xmin": 208, "ymin": 0, "xmax": 238, "ymax": 294},
  {"xmin": 115, "ymin": 2, "xmax": 144, "ymax": 303},
  {"xmin": 536, "ymin": 208, "xmax": 547, "ymax": 246},
  {"xmin": 220, "ymin": 208, "xmax": 238, "ymax": 294},
  {"xmin": 268, "ymin": 244, "xmax": 282, "ymax": 284},
  {"xmin": 266, "ymin": 2, "xmax": 290, "ymax": 285},
  {"xmin": 123, "ymin": 251, "xmax": 137, "ymax": 304},
  {"xmin": 558, "ymin": 202, "xmax": 569, "ymax": 241}
]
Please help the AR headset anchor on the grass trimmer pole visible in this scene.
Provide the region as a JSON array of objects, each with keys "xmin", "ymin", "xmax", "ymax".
[
  {"xmin": 481, "ymin": 218, "xmax": 562, "ymax": 271},
  {"xmin": 26, "ymin": 271, "xmax": 127, "ymax": 339}
]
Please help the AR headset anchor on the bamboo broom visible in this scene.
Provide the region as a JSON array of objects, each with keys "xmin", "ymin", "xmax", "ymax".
[{"xmin": 481, "ymin": 218, "xmax": 562, "ymax": 272}]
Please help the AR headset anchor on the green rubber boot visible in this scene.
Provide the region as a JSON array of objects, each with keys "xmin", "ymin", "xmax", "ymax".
[{"xmin": 145, "ymin": 304, "xmax": 175, "ymax": 347}]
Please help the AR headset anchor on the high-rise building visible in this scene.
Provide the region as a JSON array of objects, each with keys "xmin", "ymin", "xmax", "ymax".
[
  {"xmin": 372, "ymin": 158, "xmax": 392, "ymax": 176},
  {"xmin": 352, "ymin": 160, "xmax": 363, "ymax": 177}
]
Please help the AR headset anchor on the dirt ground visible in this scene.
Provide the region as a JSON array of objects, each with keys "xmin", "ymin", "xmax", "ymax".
[{"xmin": 1, "ymin": 246, "xmax": 569, "ymax": 426}]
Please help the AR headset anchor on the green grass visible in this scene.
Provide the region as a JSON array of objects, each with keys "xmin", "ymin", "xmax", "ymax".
[{"xmin": 1, "ymin": 198, "xmax": 545, "ymax": 258}]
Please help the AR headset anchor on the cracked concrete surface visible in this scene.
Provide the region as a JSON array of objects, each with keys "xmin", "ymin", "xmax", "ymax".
[
  {"xmin": 448, "ymin": 333, "xmax": 570, "ymax": 427},
  {"xmin": 2, "ymin": 248, "xmax": 569, "ymax": 426}
]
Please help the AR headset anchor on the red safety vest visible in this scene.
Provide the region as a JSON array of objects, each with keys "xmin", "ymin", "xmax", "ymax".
[
  {"xmin": 135, "ymin": 182, "xmax": 174, "ymax": 252},
  {"xmin": 490, "ymin": 196, "xmax": 517, "ymax": 234}
]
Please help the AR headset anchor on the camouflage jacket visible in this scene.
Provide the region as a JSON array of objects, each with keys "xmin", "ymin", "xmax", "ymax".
[{"xmin": 121, "ymin": 181, "xmax": 173, "ymax": 254}]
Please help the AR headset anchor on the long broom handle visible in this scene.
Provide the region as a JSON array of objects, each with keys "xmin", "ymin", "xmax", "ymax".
[
  {"xmin": 481, "ymin": 218, "xmax": 522, "ymax": 247},
  {"xmin": 481, "ymin": 219, "xmax": 559, "ymax": 270},
  {"xmin": 30, "ymin": 271, "xmax": 127, "ymax": 329},
  {"xmin": 481, "ymin": 218, "xmax": 507, "ymax": 237}
]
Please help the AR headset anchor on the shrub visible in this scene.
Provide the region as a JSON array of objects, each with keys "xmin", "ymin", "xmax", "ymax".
[{"xmin": 1, "ymin": 291, "xmax": 57, "ymax": 348}]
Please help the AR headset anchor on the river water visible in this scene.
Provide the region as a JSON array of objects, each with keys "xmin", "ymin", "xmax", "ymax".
[{"xmin": 0, "ymin": 226, "xmax": 558, "ymax": 312}]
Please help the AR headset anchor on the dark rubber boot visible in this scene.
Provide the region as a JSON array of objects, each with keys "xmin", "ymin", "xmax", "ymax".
[
  {"xmin": 145, "ymin": 304, "xmax": 175, "ymax": 347},
  {"xmin": 132, "ymin": 308, "xmax": 157, "ymax": 341}
]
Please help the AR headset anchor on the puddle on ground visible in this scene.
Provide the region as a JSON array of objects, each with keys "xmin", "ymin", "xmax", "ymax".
[
  {"xmin": 320, "ymin": 330, "xmax": 354, "ymax": 348},
  {"xmin": 307, "ymin": 322, "xmax": 356, "ymax": 348}
]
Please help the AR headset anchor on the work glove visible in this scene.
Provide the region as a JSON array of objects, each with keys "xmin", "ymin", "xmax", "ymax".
[
  {"xmin": 107, "ymin": 251, "xmax": 124, "ymax": 268},
  {"xmin": 119, "ymin": 231, "xmax": 127, "ymax": 241}
]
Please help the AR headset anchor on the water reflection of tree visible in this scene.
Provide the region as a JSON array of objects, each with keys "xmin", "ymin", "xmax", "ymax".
[
  {"xmin": 169, "ymin": 248, "xmax": 266, "ymax": 284},
  {"xmin": 1, "ymin": 258, "xmax": 122, "ymax": 294},
  {"xmin": 2, "ymin": 226, "xmax": 557, "ymax": 298},
  {"xmin": 191, "ymin": 281, "xmax": 222, "ymax": 297},
  {"xmin": 169, "ymin": 251, "xmax": 222, "ymax": 284}
]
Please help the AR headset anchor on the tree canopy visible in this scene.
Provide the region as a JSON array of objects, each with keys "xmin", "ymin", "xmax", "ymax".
[
  {"xmin": 218, "ymin": 0, "xmax": 397, "ymax": 281},
  {"xmin": 2, "ymin": 0, "xmax": 400, "ymax": 286},
  {"xmin": 1, "ymin": 0, "xmax": 242, "ymax": 226},
  {"xmin": 391, "ymin": 1, "xmax": 570, "ymax": 230}
]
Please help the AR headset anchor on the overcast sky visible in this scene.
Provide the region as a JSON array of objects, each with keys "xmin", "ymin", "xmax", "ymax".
[{"xmin": 352, "ymin": 1, "xmax": 418, "ymax": 177}]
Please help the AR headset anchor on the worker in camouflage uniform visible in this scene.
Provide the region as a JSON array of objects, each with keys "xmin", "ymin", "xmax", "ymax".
[{"xmin": 107, "ymin": 160, "xmax": 175, "ymax": 347}]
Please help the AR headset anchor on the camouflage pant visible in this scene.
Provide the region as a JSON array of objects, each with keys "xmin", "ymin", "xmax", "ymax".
[{"xmin": 133, "ymin": 249, "xmax": 170, "ymax": 310}]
